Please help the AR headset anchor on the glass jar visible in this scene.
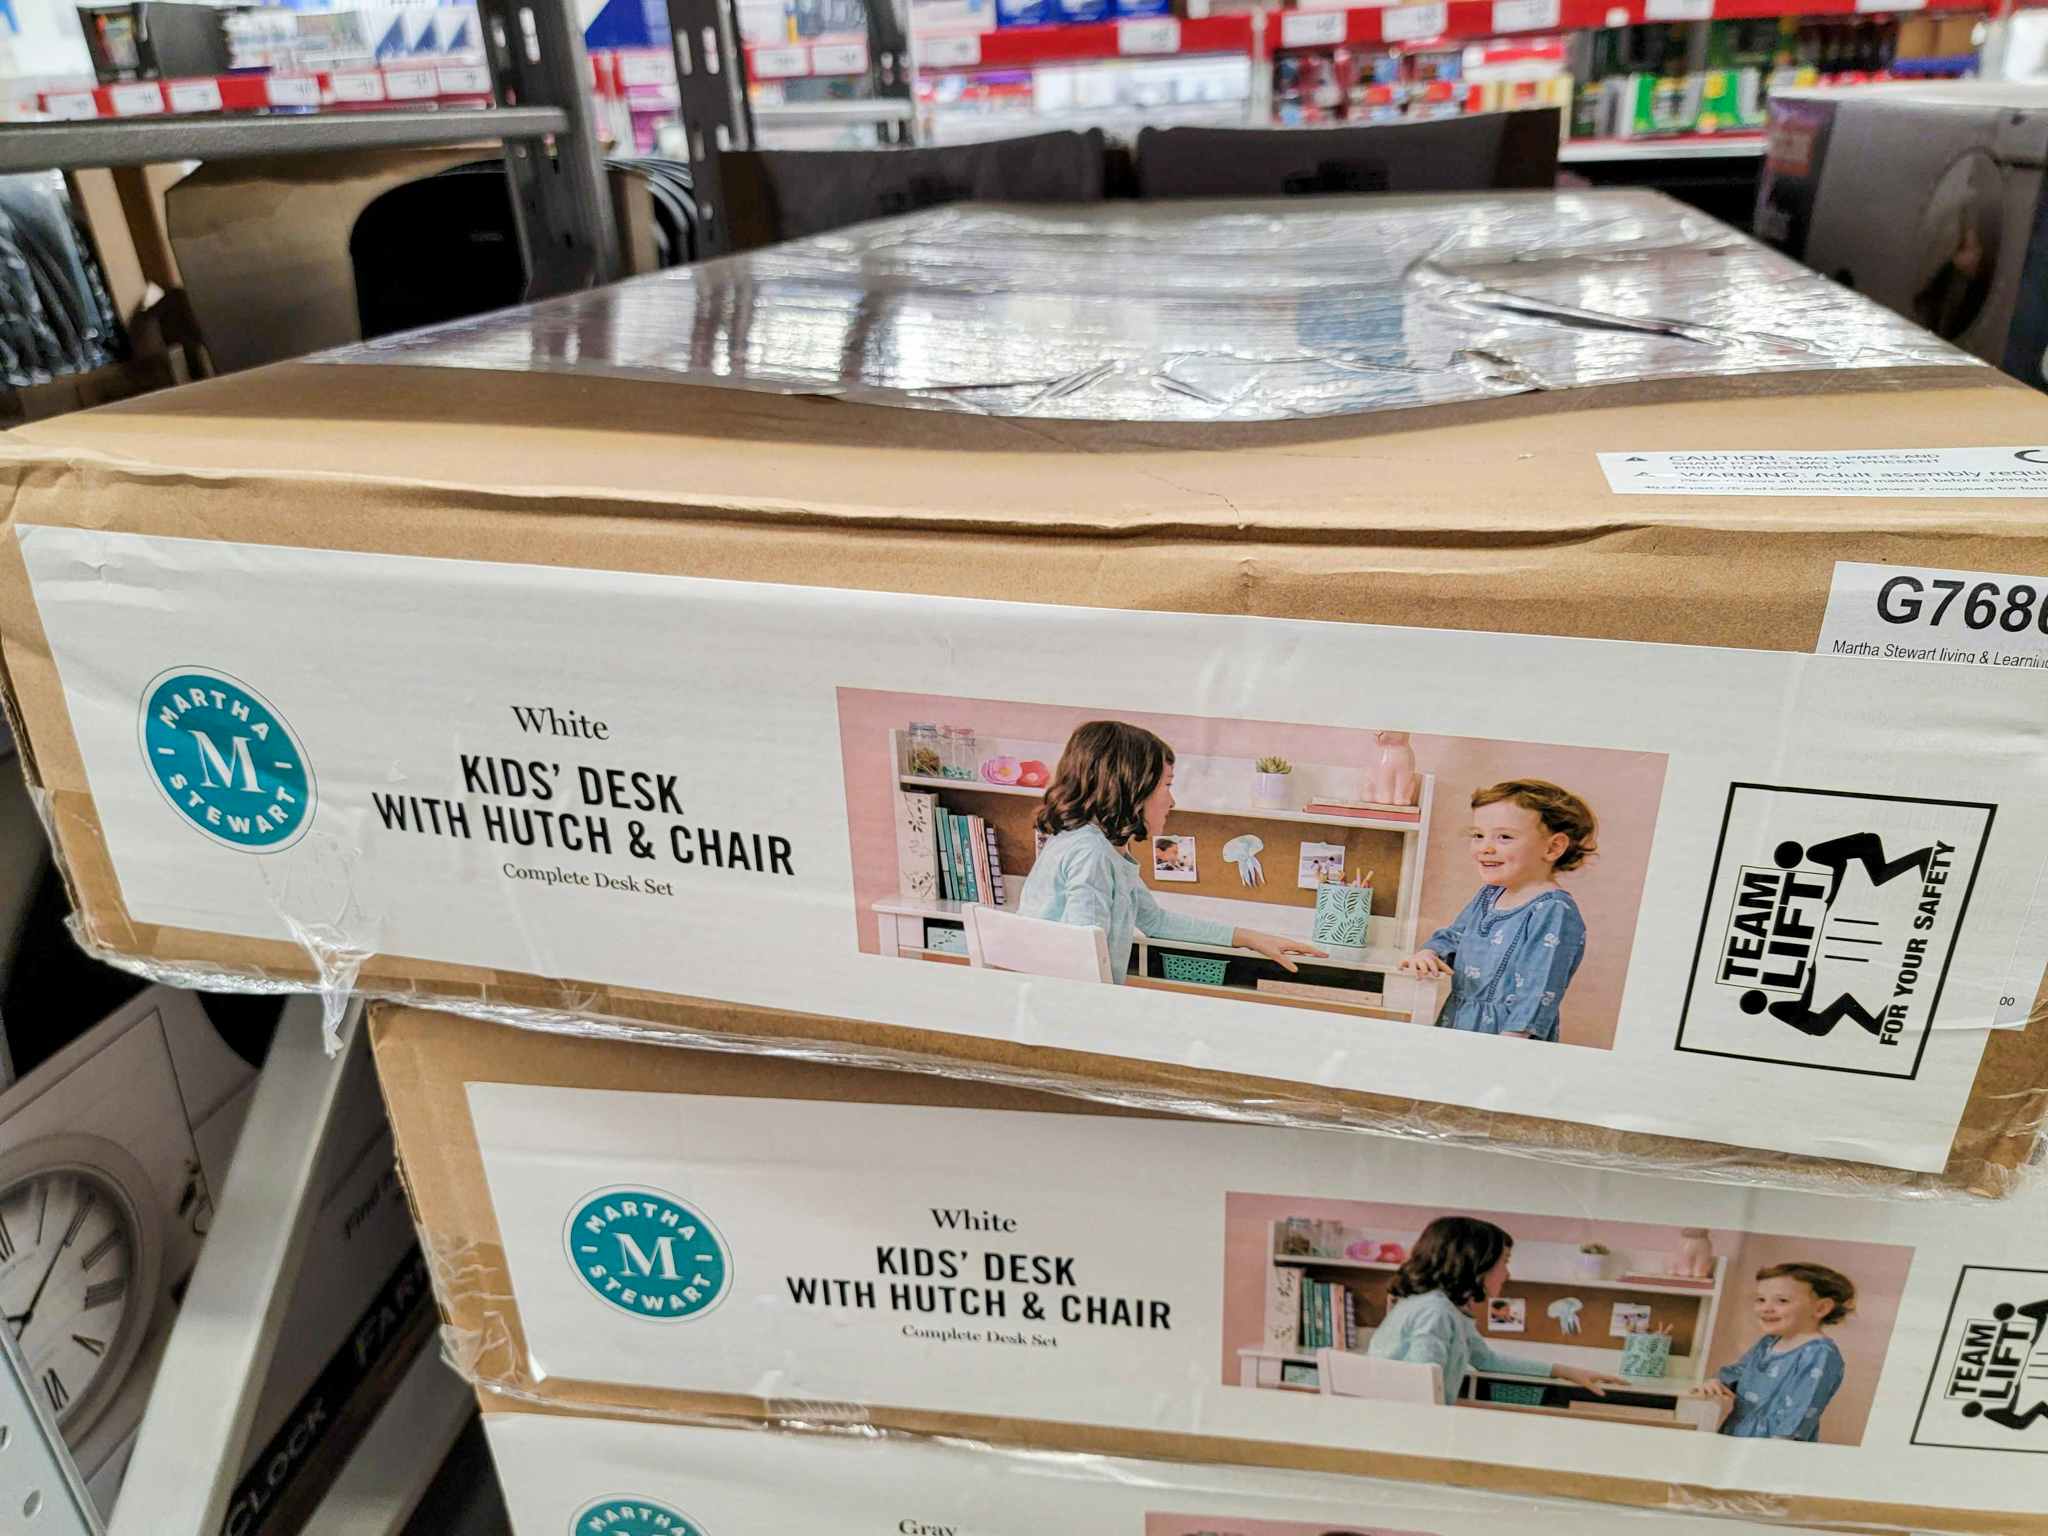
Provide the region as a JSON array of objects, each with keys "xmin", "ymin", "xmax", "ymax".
[
  {"xmin": 946, "ymin": 725, "xmax": 981, "ymax": 780},
  {"xmin": 907, "ymin": 723, "xmax": 943, "ymax": 780}
]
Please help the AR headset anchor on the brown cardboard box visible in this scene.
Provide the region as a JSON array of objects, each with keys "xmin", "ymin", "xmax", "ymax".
[
  {"xmin": 3, "ymin": 192, "xmax": 2047, "ymax": 1194},
  {"xmin": 162, "ymin": 148, "xmax": 482, "ymax": 374},
  {"xmin": 368, "ymin": 1001, "xmax": 2048, "ymax": 1533}
]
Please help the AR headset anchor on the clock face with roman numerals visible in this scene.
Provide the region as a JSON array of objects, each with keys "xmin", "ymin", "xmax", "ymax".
[{"xmin": 0, "ymin": 1140, "xmax": 162, "ymax": 1441}]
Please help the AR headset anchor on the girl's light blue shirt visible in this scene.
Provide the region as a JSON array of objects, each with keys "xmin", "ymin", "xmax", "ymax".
[
  {"xmin": 1365, "ymin": 1289, "xmax": 1554, "ymax": 1399},
  {"xmin": 1716, "ymin": 1335, "xmax": 1845, "ymax": 1442},
  {"xmin": 1018, "ymin": 825, "xmax": 1235, "ymax": 982},
  {"xmin": 1424, "ymin": 885, "xmax": 1586, "ymax": 1041}
]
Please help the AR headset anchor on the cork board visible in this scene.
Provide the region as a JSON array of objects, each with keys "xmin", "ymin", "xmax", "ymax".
[{"xmin": 929, "ymin": 786, "xmax": 1409, "ymax": 917}]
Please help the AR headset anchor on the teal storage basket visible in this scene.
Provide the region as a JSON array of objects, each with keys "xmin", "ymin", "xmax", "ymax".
[
  {"xmin": 1162, "ymin": 953, "xmax": 1230, "ymax": 986},
  {"xmin": 1488, "ymin": 1382, "xmax": 1548, "ymax": 1406}
]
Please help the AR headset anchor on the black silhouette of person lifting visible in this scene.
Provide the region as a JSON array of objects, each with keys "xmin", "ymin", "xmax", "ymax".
[{"xmin": 1738, "ymin": 834, "xmax": 1937, "ymax": 1039}]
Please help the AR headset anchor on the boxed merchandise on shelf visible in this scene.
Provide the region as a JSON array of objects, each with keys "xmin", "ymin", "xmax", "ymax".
[
  {"xmin": 371, "ymin": 1002, "xmax": 2048, "ymax": 1531},
  {"xmin": 475, "ymin": 1404, "xmax": 1898, "ymax": 1536},
  {"xmin": 2, "ymin": 192, "xmax": 2048, "ymax": 1195}
]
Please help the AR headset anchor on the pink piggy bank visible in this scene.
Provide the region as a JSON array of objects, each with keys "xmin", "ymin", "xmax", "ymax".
[{"xmin": 1017, "ymin": 760, "xmax": 1051, "ymax": 788}]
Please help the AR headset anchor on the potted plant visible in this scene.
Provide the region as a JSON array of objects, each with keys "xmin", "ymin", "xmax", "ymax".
[
  {"xmin": 1577, "ymin": 1242, "xmax": 1612, "ymax": 1280},
  {"xmin": 1253, "ymin": 755, "xmax": 1294, "ymax": 808}
]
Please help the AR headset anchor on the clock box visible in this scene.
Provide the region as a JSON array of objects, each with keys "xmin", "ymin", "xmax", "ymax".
[{"xmin": 372, "ymin": 1002, "xmax": 2048, "ymax": 1533}]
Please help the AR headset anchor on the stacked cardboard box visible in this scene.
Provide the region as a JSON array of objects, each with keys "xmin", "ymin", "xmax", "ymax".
[{"xmin": 3, "ymin": 191, "xmax": 2047, "ymax": 1527}]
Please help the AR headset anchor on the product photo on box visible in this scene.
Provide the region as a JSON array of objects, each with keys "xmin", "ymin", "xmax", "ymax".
[
  {"xmin": 371, "ymin": 1003, "xmax": 2048, "ymax": 1534},
  {"xmin": 5, "ymin": 194, "xmax": 2048, "ymax": 1199}
]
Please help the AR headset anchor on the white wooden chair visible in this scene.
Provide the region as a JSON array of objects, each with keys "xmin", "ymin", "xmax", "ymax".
[
  {"xmin": 1316, "ymin": 1349, "xmax": 1446, "ymax": 1405},
  {"xmin": 963, "ymin": 906, "xmax": 1114, "ymax": 984}
]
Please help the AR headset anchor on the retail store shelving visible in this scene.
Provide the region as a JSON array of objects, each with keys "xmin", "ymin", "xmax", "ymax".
[
  {"xmin": 1259, "ymin": 0, "xmax": 1979, "ymax": 50},
  {"xmin": 5, "ymin": 0, "xmax": 615, "ymax": 296}
]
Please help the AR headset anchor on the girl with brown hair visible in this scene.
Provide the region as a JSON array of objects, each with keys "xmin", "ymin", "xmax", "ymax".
[
  {"xmin": 1366, "ymin": 1215, "xmax": 1626, "ymax": 1401},
  {"xmin": 1017, "ymin": 721, "xmax": 1324, "ymax": 983}
]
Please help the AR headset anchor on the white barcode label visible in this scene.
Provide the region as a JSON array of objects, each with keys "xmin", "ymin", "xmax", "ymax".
[
  {"xmin": 809, "ymin": 41, "xmax": 868, "ymax": 73},
  {"xmin": 1645, "ymin": 0, "xmax": 1712, "ymax": 18},
  {"xmin": 330, "ymin": 70, "xmax": 386, "ymax": 102},
  {"xmin": 265, "ymin": 75, "xmax": 320, "ymax": 107},
  {"xmin": 751, "ymin": 45, "xmax": 810, "ymax": 77},
  {"xmin": 436, "ymin": 64, "xmax": 492, "ymax": 93},
  {"xmin": 618, "ymin": 50, "xmax": 676, "ymax": 85},
  {"xmin": 382, "ymin": 67, "xmax": 438, "ymax": 99},
  {"xmin": 920, "ymin": 32, "xmax": 982, "ymax": 67},
  {"xmin": 166, "ymin": 78, "xmax": 222, "ymax": 113},
  {"xmin": 1280, "ymin": 10, "xmax": 1346, "ymax": 46},
  {"xmin": 1492, "ymin": 0, "xmax": 1560, "ymax": 30},
  {"xmin": 109, "ymin": 81, "xmax": 164, "ymax": 116},
  {"xmin": 1380, "ymin": 1, "xmax": 1448, "ymax": 41},
  {"xmin": 1116, "ymin": 17, "xmax": 1181, "ymax": 52}
]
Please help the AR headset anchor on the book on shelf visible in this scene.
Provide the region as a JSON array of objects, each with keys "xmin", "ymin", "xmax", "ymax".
[
  {"xmin": 934, "ymin": 806, "xmax": 957, "ymax": 900},
  {"xmin": 984, "ymin": 825, "xmax": 1007, "ymax": 907},
  {"xmin": 1301, "ymin": 798, "xmax": 1420, "ymax": 821},
  {"xmin": 952, "ymin": 811, "xmax": 978, "ymax": 903},
  {"xmin": 969, "ymin": 814, "xmax": 993, "ymax": 904},
  {"xmin": 896, "ymin": 790, "xmax": 941, "ymax": 901}
]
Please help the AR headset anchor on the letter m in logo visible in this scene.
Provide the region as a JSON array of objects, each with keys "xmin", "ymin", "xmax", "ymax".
[
  {"xmin": 192, "ymin": 729, "xmax": 260, "ymax": 792},
  {"xmin": 614, "ymin": 1233, "xmax": 681, "ymax": 1280}
]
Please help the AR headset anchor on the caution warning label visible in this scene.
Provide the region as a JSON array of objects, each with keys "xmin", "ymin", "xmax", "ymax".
[{"xmin": 1598, "ymin": 447, "xmax": 2048, "ymax": 497}]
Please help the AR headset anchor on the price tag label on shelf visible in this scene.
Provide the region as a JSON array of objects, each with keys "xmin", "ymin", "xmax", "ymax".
[
  {"xmin": 1281, "ymin": 10, "xmax": 1347, "ymax": 47},
  {"xmin": 1644, "ymin": 0, "xmax": 1712, "ymax": 18},
  {"xmin": 330, "ymin": 70, "xmax": 386, "ymax": 102},
  {"xmin": 264, "ymin": 74, "xmax": 321, "ymax": 107},
  {"xmin": 41, "ymin": 91, "xmax": 96, "ymax": 118},
  {"xmin": 809, "ymin": 41, "xmax": 869, "ymax": 74},
  {"xmin": 751, "ymin": 45, "xmax": 810, "ymax": 78},
  {"xmin": 1117, "ymin": 17, "xmax": 1182, "ymax": 53},
  {"xmin": 436, "ymin": 64, "xmax": 492, "ymax": 93},
  {"xmin": 1855, "ymin": 0, "xmax": 1926, "ymax": 11},
  {"xmin": 1381, "ymin": 1, "xmax": 1448, "ymax": 41},
  {"xmin": 617, "ymin": 49, "xmax": 677, "ymax": 86},
  {"xmin": 1492, "ymin": 0, "xmax": 1560, "ymax": 31},
  {"xmin": 109, "ymin": 81, "xmax": 164, "ymax": 116},
  {"xmin": 166, "ymin": 78, "xmax": 223, "ymax": 113},
  {"xmin": 382, "ymin": 67, "xmax": 438, "ymax": 98},
  {"xmin": 920, "ymin": 32, "xmax": 982, "ymax": 67}
]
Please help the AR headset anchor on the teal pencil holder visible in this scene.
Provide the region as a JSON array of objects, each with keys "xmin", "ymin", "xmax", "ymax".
[
  {"xmin": 1620, "ymin": 1332, "xmax": 1672, "ymax": 1378},
  {"xmin": 1312, "ymin": 884, "xmax": 1372, "ymax": 948},
  {"xmin": 1162, "ymin": 953, "xmax": 1230, "ymax": 986}
]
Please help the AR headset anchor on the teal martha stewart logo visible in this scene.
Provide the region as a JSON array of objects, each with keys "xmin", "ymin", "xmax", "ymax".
[
  {"xmin": 572, "ymin": 1498, "xmax": 707, "ymax": 1536},
  {"xmin": 139, "ymin": 668, "xmax": 314, "ymax": 851},
  {"xmin": 564, "ymin": 1187, "xmax": 730, "ymax": 1321}
]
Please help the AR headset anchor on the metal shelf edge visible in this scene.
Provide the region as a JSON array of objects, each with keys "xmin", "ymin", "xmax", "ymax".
[{"xmin": 0, "ymin": 106, "xmax": 570, "ymax": 172}]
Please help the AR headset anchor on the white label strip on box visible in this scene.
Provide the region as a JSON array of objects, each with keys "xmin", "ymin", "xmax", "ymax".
[
  {"xmin": 329, "ymin": 71, "xmax": 385, "ymax": 102},
  {"xmin": 920, "ymin": 31, "xmax": 982, "ymax": 66},
  {"xmin": 481, "ymin": 1413, "xmax": 1893, "ymax": 1536},
  {"xmin": 23, "ymin": 528, "xmax": 2048, "ymax": 1171},
  {"xmin": 435, "ymin": 64, "xmax": 492, "ymax": 94},
  {"xmin": 1280, "ymin": 9, "xmax": 1347, "ymax": 47},
  {"xmin": 264, "ymin": 75, "xmax": 320, "ymax": 107},
  {"xmin": 1492, "ymin": 0, "xmax": 1561, "ymax": 30},
  {"xmin": 1380, "ymin": 1, "xmax": 1448, "ymax": 41},
  {"xmin": 382, "ymin": 67, "xmax": 438, "ymax": 99},
  {"xmin": 1856, "ymin": 0, "xmax": 1926, "ymax": 11},
  {"xmin": 469, "ymin": 1084, "xmax": 2048, "ymax": 1516},
  {"xmin": 808, "ymin": 41, "xmax": 867, "ymax": 74},
  {"xmin": 108, "ymin": 81, "xmax": 164, "ymax": 116},
  {"xmin": 1600, "ymin": 446, "xmax": 2048, "ymax": 497},
  {"xmin": 165, "ymin": 78, "xmax": 223, "ymax": 114},
  {"xmin": 617, "ymin": 50, "xmax": 677, "ymax": 86},
  {"xmin": 1644, "ymin": 0, "xmax": 1713, "ymax": 18},
  {"xmin": 750, "ymin": 45, "xmax": 810, "ymax": 77},
  {"xmin": 1117, "ymin": 17, "xmax": 1181, "ymax": 53}
]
